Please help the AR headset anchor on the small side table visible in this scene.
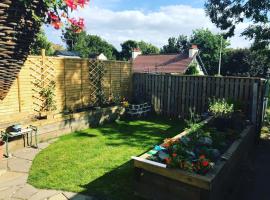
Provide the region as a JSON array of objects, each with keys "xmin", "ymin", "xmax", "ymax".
[{"xmin": 1, "ymin": 125, "xmax": 38, "ymax": 157}]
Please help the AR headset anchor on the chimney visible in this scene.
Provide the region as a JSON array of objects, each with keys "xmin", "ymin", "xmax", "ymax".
[
  {"xmin": 132, "ymin": 48, "xmax": 142, "ymax": 60},
  {"xmin": 189, "ymin": 44, "xmax": 199, "ymax": 58}
]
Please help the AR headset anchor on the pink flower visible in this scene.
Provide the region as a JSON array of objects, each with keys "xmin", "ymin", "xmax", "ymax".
[
  {"xmin": 65, "ymin": 0, "xmax": 90, "ymax": 10},
  {"xmin": 65, "ymin": 0, "xmax": 77, "ymax": 10},
  {"xmin": 68, "ymin": 17, "xmax": 85, "ymax": 32},
  {"xmin": 48, "ymin": 12, "xmax": 59, "ymax": 21}
]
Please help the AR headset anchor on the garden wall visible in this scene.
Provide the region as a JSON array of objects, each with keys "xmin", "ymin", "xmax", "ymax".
[
  {"xmin": 0, "ymin": 55, "xmax": 132, "ymax": 124},
  {"xmin": 133, "ymin": 73, "xmax": 266, "ymax": 132}
]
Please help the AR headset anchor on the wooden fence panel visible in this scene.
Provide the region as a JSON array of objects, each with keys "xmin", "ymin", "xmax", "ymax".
[
  {"xmin": 133, "ymin": 73, "xmax": 266, "ymax": 131},
  {"xmin": 0, "ymin": 56, "xmax": 132, "ymax": 123}
]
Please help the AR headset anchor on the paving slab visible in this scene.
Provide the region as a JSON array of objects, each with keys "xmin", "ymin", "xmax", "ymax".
[
  {"xmin": 63, "ymin": 192, "xmax": 94, "ymax": 200},
  {"xmin": 12, "ymin": 183, "xmax": 39, "ymax": 200},
  {"xmin": 38, "ymin": 142, "xmax": 50, "ymax": 150},
  {"xmin": 0, "ymin": 186, "xmax": 18, "ymax": 200},
  {"xmin": 8, "ymin": 157, "xmax": 32, "ymax": 173},
  {"xmin": 12, "ymin": 148, "xmax": 40, "ymax": 161},
  {"xmin": 48, "ymin": 193, "xmax": 68, "ymax": 200},
  {"xmin": 28, "ymin": 189, "xmax": 61, "ymax": 200},
  {"xmin": 0, "ymin": 159, "xmax": 8, "ymax": 176},
  {"xmin": 0, "ymin": 172, "xmax": 27, "ymax": 188}
]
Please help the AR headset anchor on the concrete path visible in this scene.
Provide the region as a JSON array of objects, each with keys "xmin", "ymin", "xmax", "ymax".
[{"xmin": 0, "ymin": 140, "xmax": 94, "ymax": 200}]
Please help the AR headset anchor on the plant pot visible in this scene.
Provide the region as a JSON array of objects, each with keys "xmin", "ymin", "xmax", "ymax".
[
  {"xmin": 0, "ymin": 140, "xmax": 5, "ymax": 161},
  {"xmin": 0, "ymin": 0, "xmax": 46, "ymax": 100}
]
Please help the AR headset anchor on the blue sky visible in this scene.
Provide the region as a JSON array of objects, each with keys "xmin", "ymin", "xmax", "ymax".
[
  {"xmin": 92, "ymin": 0, "xmax": 205, "ymax": 10},
  {"xmin": 45, "ymin": 0, "xmax": 251, "ymax": 50}
]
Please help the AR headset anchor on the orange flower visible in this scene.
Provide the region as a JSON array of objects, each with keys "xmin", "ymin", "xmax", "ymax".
[
  {"xmin": 172, "ymin": 153, "xmax": 177, "ymax": 157},
  {"xmin": 164, "ymin": 158, "xmax": 172, "ymax": 164}
]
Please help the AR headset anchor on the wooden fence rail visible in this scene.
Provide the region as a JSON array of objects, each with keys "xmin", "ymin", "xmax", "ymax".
[{"xmin": 133, "ymin": 73, "xmax": 266, "ymax": 133}]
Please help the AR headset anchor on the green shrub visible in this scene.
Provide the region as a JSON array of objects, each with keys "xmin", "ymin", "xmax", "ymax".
[
  {"xmin": 208, "ymin": 98, "xmax": 234, "ymax": 118},
  {"xmin": 185, "ymin": 62, "xmax": 199, "ymax": 75}
]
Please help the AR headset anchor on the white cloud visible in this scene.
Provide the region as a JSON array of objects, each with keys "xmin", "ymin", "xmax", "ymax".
[{"xmin": 46, "ymin": 4, "xmax": 252, "ymax": 49}]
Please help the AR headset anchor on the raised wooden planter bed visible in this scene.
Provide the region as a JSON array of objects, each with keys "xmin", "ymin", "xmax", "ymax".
[{"xmin": 133, "ymin": 119, "xmax": 255, "ymax": 200}]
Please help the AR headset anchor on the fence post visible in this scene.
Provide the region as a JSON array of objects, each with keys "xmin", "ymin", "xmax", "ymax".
[
  {"xmin": 252, "ymin": 82, "xmax": 258, "ymax": 126},
  {"xmin": 167, "ymin": 76, "xmax": 172, "ymax": 115}
]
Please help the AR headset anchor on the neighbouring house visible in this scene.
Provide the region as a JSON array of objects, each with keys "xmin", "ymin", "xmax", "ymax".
[
  {"xmin": 132, "ymin": 45, "xmax": 207, "ymax": 75},
  {"xmin": 89, "ymin": 53, "xmax": 108, "ymax": 61},
  {"xmin": 54, "ymin": 50, "xmax": 81, "ymax": 58}
]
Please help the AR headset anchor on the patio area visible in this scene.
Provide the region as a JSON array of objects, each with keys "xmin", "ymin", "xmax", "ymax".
[{"xmin": 0, "ymin": 140, "xmax": 94, "ymax": 200}]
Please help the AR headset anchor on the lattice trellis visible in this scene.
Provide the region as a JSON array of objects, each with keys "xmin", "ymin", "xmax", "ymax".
[
  {"xmin": 29, "ymin": 56, "xmax": 55, "ymax": 113},
  {"xmin": 89, "ymin": 60, "xmax": 107, "ymax": 106}
]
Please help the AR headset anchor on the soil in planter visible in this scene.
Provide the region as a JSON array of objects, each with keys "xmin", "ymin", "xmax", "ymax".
[{"xmin": 147, "ymin": 115, "xmax": 249, "ymax": 175}]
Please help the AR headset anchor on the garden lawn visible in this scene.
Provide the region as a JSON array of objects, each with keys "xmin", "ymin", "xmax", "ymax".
[{"xmin": 28, "ymin": 116, "xmax": 186, "ymax": 200}]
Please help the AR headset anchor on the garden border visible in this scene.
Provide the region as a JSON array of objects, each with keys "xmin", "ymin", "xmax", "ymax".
[{"xmin": 133, "ymin": 119, "xmax": 255, "ymax": 200}]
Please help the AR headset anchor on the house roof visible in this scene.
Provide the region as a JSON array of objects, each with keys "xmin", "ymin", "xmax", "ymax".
[
  {"xmin": 133, "ymin": 54, "xmax": 194, "ymax": 73},
  {"xmin": 54, "ymin": 50, "xmax": 81, "ymax": 57}
]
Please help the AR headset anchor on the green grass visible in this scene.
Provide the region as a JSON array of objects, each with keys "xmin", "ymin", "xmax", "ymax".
[{"xmin": 28, "ymin": 116, "xmax": 186, "ymax": 200}]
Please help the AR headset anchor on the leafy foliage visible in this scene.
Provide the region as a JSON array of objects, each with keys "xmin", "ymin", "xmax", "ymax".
[
  {"xmin": 120, "ymin": 40, "xmax": 138, "ymax": 60},
  {"xmin": 39, "ymin": 81, "xmax": 57, "ymax": 112},
  {"xmin": 161, "ymin": 35, "xmax": 190, "ymax": 55},
  {"xmin": 120, "ymin": 40, "xmax": 159, "ymax": 60},
  {"xmin": 30, "ymin": 29, "xmax": 54, "ymax": 56},
  {"xmin": 63, "ymin": 29, "xmax": 119, "ymax": 59},
  {"xmin": 222, "ymin": 48, "xmax": 270, "ymax": 78},
  {"xmin": 209, "ymin": 98, "xmax": 234, "ymax": 118},
  {"xmin": 205, "ymin": 0, "xmax": 270, "ymax": 48},
  {"xmin": 185, "ymin": 62, "xmax": 200, "ymax": 75},
  {"xmin": 137, "ymin": 41, "xmax": 160, "ymax": 55},
  {"xmin": 190, "ymin": 29, "xmax": 230, "ymax": 75}
]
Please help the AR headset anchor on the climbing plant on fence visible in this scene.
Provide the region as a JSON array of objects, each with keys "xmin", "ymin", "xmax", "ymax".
[
  {"xmin": 88, "ymin": 60, "xmax": 107, "ymax": 106},
  {"xmin": 29, "ymin": 55, "xmax": 56, "ymax": 115}
]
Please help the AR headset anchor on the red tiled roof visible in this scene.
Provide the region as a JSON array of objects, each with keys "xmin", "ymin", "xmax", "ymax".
[{"xmin": 133, "ymin": 54, "xmax": 193, "ymax": 73}]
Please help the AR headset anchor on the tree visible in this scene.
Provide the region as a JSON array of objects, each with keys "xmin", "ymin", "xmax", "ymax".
[
  {"xmin": 63, "ymin": 29, "xmax": 119, "ymax": 60},
  {"xmin": 120, "ymin": 40, "xmax": 160, "ymax": 60},
  {"xmin": 222, "ymin": 48, "xmax": 270, "ymax": 78},
  {"xmin": 222, "ymin": 49, "xmax": 251, "ymax": 76},
  {"xmin": 205, "ymin": 0, "xmax": 270, "ymax": 48},
  {"xmin": 120, "ymin": 40, "xmax": 138, "ymax": 60},
  {"xmin": 161, "ymin": 35, "xmax": 190, "ymax": 54},
  {"xmin": 30, "ymin": 29, "xmax": 54, "ymax": 56},
  {"xmin": 190, "ymin": 29, "xmax": 229, "ymax": 75},
  {"xmin": 137, "ymin": 41, "xmax": 160, "ymax": 55}
]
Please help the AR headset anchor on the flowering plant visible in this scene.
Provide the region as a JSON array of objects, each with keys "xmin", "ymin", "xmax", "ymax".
[{"xmin": 21, "ymin": 0, "xmax": 89, "ymax": 32}]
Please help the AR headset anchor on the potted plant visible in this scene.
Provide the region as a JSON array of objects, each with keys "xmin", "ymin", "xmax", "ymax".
[
  {"xmin": 0, "ymin": 0, "xmax": 89, "ymax": 100},
  {"xmin": 208, "ymin": 98, "xmax": 234, "ymax": 131},
  {"xmin": 39, "ymin": 81, "xmax": 57, "ymax": 119}
]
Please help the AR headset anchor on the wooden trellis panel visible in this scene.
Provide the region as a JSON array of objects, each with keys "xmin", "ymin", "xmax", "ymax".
[
  {"xmin": 88, "ymin": 60, "xmax": 106, "ymax": 106},
  {"xmin": 29, "ymin": 53, "xmax": 55, "ymax": 113}
]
